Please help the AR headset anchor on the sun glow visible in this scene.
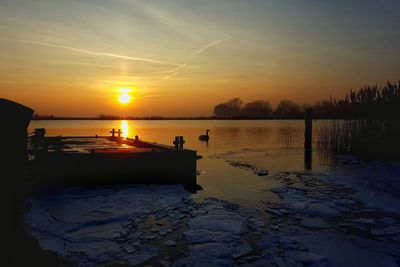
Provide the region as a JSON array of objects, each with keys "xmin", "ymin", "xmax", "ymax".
[{"xmin": 118, "ymin": 88, "xmax": 132, "ymax": 104}]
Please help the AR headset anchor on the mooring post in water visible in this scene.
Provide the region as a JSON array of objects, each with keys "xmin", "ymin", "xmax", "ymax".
[
  {"xmin": 304, "ymin": 108, "xmax": 313, "ymax": 150},
  {"xmin": 304, "ymin": 149, "xmax": 312, "ymax": 170}
]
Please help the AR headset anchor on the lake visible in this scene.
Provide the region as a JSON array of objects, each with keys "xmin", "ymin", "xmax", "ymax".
[
  {"xmin": 28, "ymin": 120, "xmax": 331, "ymax": 207},
  {"xmin": 25, "ymin": 120, "xmax": 400, "ymax": 267}
]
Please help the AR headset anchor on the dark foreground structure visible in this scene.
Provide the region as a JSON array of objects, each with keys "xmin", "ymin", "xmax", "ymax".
[
  {"xmin": 1, "ymin": 98, "xmax": 59, "ymax": 266},
  {"xmin": 1, "ymin": 98, "xmax": 201, "ymax": 189},
  {"xmin": 0, "ymin": 98, "xmax": 201, "ymax": 266},
  {"xmin": 29, "ymin": 133, "xmax": 201, "ymax": 191}
]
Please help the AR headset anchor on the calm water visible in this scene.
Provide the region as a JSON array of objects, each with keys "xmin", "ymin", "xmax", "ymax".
[{"xmin": 28, "ymin": 120, "xmax": 331, "ymax": 206}]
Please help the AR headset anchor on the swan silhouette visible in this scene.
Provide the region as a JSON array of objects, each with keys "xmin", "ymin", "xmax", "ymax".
[{"xmin": 199, "ymin": 129, "xmax": 210, "ymax": 141}]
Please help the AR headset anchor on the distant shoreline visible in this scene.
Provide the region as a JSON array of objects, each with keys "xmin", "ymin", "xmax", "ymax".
[
  {"xmin": 32, "ymin": 116, "xmax": 336, "ymax": 121},
  {"xmin": 33, "ymin": 116, "xmax": 305, "ymax": 121},
  {"xmin": 31, "ymin": 116, "xmax": 380, "ymax": 121}
]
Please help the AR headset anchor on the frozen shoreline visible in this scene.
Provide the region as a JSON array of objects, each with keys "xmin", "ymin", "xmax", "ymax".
[{"xmin": 24, "ymin": 154, "xmax": 400, "ymax": 266}]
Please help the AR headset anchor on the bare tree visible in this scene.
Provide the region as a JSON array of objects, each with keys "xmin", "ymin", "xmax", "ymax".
[
  {"xmin": 241, "ymin": 100, "xmax": 272, "ymax": 118},
  {"xmin": 213, "ymin": 98, "xmax": 243, "ymax": 118},
  {"xmin": 274, "ymin": 100, "xmax": 301, "ymax": 116}
]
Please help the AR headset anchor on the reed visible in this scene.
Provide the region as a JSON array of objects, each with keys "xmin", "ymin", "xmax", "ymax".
[
  {"xmin": 332, "ymin": 81, "xmax": 400, "ymax": 119},
  {"xmin": 317, "ymin": 119, "xmax": 400, "ymax": 160},
  {"xmin": 316, "ymin": 81, "xmax": 400, "ymax": 159}
]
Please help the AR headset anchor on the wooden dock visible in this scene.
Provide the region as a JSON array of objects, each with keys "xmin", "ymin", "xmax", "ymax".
[{"xmin": 28, "ymin": 129, "xmax": 202, "ymax": 192}]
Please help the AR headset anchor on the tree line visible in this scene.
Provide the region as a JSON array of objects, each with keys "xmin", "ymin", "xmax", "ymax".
[
  {"xmin": 214, "ymin": 98, "xmax": 303, "ymax": 119},
  {"xmin": 214, "ymin": 81, "xmax": 400, "ymax": 119}
]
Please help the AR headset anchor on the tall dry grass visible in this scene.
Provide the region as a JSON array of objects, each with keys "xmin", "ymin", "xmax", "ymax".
[{"xmin": 317, "ymin": 120, "xmax": 400, "ymax": 160}]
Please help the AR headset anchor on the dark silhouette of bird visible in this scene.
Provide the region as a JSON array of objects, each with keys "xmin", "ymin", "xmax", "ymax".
[{"xmin": 199, "ymin": 129, "xmax": 210, "ymax": 141}]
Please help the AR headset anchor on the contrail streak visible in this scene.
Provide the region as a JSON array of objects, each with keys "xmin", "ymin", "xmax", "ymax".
[
  {"xmin": 193, "ymin": 36, "xmax": 232, "ymax": 55},
  {"xmin": 163, "ymin": 36, "xmax": 232, "ymax": 79},
  {"xmin": 15, "ymin": 40, "xmax": 183, "ymax": 66},
  {"xmin": 163, "ymin": 64, "xmax": 188, "ymax": 79}
]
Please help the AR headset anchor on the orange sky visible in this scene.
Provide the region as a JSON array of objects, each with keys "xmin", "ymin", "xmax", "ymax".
[{"xmin": 1, "ymin": 1, "xmax": 399, "ymax": 117}]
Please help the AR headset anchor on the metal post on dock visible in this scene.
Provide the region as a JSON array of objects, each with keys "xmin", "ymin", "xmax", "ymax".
[
  {"xmin": 173, "ymin": 136, "xmax": 185, "ymax": 150},
  {"xmin": 304, "ymin": 108, "xmax": 313, "ymax": 150},
  {"xmin": 179, "ymin": 136, "xmax": 185, "ymax": 150},
  {"xmin": 173, "ymin": 136, "xmax": 179, "ymax": 150}
]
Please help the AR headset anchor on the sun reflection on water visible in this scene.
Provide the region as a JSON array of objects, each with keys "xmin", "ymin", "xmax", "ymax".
[{"xmin": 121, "ymin": 120, "xmax": 129, "ymax": 138}]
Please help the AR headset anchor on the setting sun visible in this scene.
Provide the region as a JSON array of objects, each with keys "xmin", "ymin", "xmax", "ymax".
[{"xmin": 118, "ymin": 89, "xmax": 132, "ymax": 105}]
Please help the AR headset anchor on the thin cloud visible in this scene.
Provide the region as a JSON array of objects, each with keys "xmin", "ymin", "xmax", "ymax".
[
  {"xmin": 163, "ymin": 36, "xmax": 232, "ymax": 79},
  {"xmin": 163, "ymin": 64, "xmax": 188, "ymax": 79},
  {"xmin": 193, "ymin": 36, "xmax": 232, "ymax": 55},
  {"xmin": 15, "ymin": 40, "xmax": 183, "ymax": 67}
]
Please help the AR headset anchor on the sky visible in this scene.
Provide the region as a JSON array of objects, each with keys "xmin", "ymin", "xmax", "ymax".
[{"xmin": 1, "ymin": 0, "xmax": 399, "ymax": 117}]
